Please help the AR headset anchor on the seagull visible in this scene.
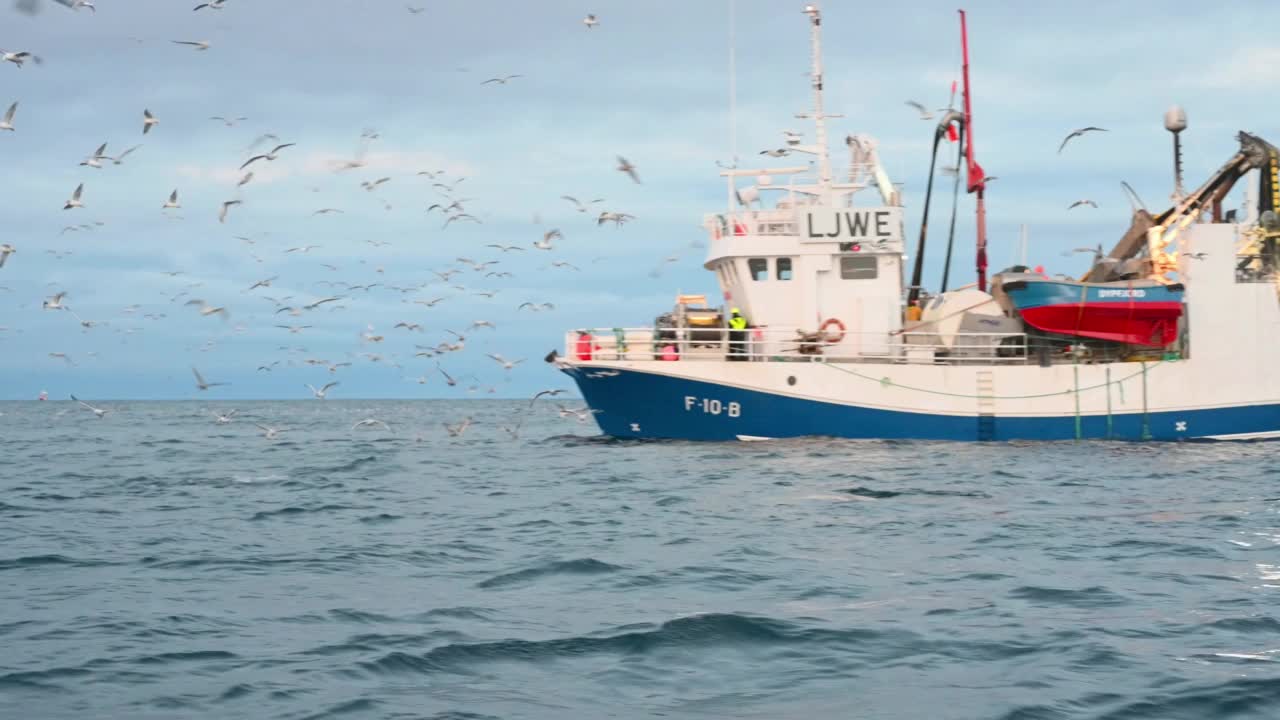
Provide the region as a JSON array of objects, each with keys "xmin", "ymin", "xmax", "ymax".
[
  {"xmin": 1058, "ymin": 126, "xmax": 1108, "ymax": 154},
  {"xmin": 219, "ymin": 200, "xmax": 242, "ymax": 223},
  {"xmin": 533, "ymin": 228, "xmax": 561, "ymax": 250},
  {"xmin": 275, "ymin": 324, "xmax": 311, "ymax": 334},
  {"xmin": 407, "ymin": 5, "xmax": 425, "ymax": 13},
  {"xmin": 583, "ymin": 13, "xmax": 598, "ymax": 29},
  {"xmin": 184, "ymin": 299, "xmax": 229, "ymax": 319},
  {"xmin": 616, "ymin": 155, "xmax": 640, "ymax": 183},
  {"xmin": 43, "ymin": 291, "xmax": 68, "ymax": 310},
  {"xmin": 0, "ymin": 102, "xmax": 16, "ymax": 131},
  {"xmin": 550, "ymin": 261, "xmax": 580, "ymax": 271},
  {"xmin": 193, "ymin": 0, "xmax": 228, "ymax": 9},
  {"xmin": 312, "ymin": 208, "xmax": 343, "ymax": 216},
  {"xmin": 759, "ymin": 149, "xmax": 791, "ymax": 157},
  {"xmin": 162, "ymin": 189, "xmax": 181, "ymax": 210},
  {"xmin": 255, "ymin": 423, "xmax": 284, "ymax": 440},
  {"xmin": 393, "ymin": 321, "xmax": 423, "ymax": 332},
  {"xmin": 0, "ymin": 51, "xmax": 42, "ymax": 68},
  {"xmin": 109, "ymin": 145, "xmax": 141, "ymax": 165},
  {"xmin": 71, "ymin": 0, "xmax": 96, "ymax": 11},
  {"xmin": 487, "ymin": 354, "xmax": 524, "ymax": 370},
  {"xmin": 352, "ymin": 418, "xmax": 392, "ymax": 432},
  {"xmin": 486, "ymin": 244, "xmax": 524, "ymax": 253},
  {"xmin": 470, "ymin": 319, "xmax": 496, "ymax": 330},
  {"xmin": 562, "ymin": 195, "xmax": 605, "ymax": 213},
  {"xmin": 306, "ymin": 381, "xmax": 339, "ymax": 399},
  {"xmin": 360, "ymin": 177, "xmax": 391, "ymax": 191},
  {"xmin": 79, "ymin": 142, "xmax": 108, "ymax": 168},
  {"xmin": 529, "ymin": 388, "xmax": 569, "ymax": 406},
  {"xmin": 246, "ymin": 275, "xmax": 277, "ymax": 291},
  {"xmin": 142, "ymin": 109, "xmax": 159, "ymax": 134},
  {"xmin": 443, "ymin": 417, "xmax": 472, "ymax": 437},
  {"xmin": 212, "ymin": 409, "xmax": 237, "ymax": 424},
  {"xmin": 597, "ymin": 211, "xmax": 635, "ymax": 227},
  {"xmin": 71, "ymin": 394, "xmax": 108, "ymax": 419},
  {"xmin": 285, "ymin": 245, "xmax": 322, "ymax": 254},
  {"xmin": 905, "ymin": 100, "xmax": 934, "ymax": 120},
  {"xmin": 63, "ymin": 183, "xmax": 85, "ymax": 210},
  {"xmin": 557, "ymin": 405, "xmax": 600, "ymax": 423},
  {"xmin": 172, "ymin": 40, "xmax": 212, "ymax": 51},
  {"xmin": 1067, "ymin": 199, "xmax": 1098, "ymax": 210},
  {"xmin": 303, "ymin": 296, "xmax": 341, "ymax": 310},
  {"xmin": 0, "ymin": 244, "xmax": 13, "ymax": 268},
  {"xmin": 241, "ymin": 143, "xmax": 295, "ymax": 170},
  {"xmin": 210, "ymin": 116, "xmax": 248, "ymax": 126},
  {"xmin": 192, "ymin": 367, "xmax": 228, "ymax": 391},
  {"xmin": 481, "ymin": 74, "xmax": 522, "ymax": 85},
  {"xmin": 436, "ymin": 363, "xmax": 458, "ymax": 386}
]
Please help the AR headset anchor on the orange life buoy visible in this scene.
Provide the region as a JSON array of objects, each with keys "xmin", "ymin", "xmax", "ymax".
[{"xmin": 819, "ymin": 318, "xmax": 846, "ymax": 343}]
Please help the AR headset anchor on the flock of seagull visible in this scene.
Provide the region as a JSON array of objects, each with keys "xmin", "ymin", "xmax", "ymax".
[{"xmin": 1, "ymin": 4, "xmax": 633, "ymax": 441}]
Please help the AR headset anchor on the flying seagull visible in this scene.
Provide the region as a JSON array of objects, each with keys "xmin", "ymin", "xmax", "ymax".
[
  {"xmin": 71, "ymin": 394, "xmax": 108, "ymax": 419},
  {"xmin": 192, "ymin": 367, "xmax": 228, "ymax": 391},
  {"xmin": 583, "ymin": 13, "xmax": 598, "ymax": 29},
  {"xmin": 210, "ymin": 115, "xmax": 248, "ymax": 126},
  {"xmin": 1058, "ymin": 126, "xmax": 1108, "ymax": 154},
  {"xmin": 141, "ymin": 109, "xmax": 159, "ymax": 135},
  {"xmin": 172, "ymin": 40, "xmax": 212, "ymax": 51},
  {"xmin": 218, "ymin": 199, "xmax": 241, "ymax": 223},
  {"xmin": 1067, "ymin": 199, "xmax": 1098, "ymax": 210},
  {"xmin": 212, "ymin": 409, "xmax": 237, "ymax": 424},
  {"xmin": 162, "ymin": 189, "xmax": 181, "ymax": 209},
  {"xmin": 241, "ymin": 142, "xmax": 295, "ymax": 170},
  {"xmin": 905, "ymin": 100, "xmax": 935, "ymax": 120},
  {"xmin": 306, "ymin": 381, "xmax": 339, "ymax": 399},
  {"xmin": 79, "ymin": 142, "xmax": 108, "ymax": 168},
  {"xmin": 193, "ymin": 0, "xmax": 228, "ymax": 10},
  {"xmin": 352, "ymin": 417, "xmax": 392, "ymax": 432},
  {"xmin": 63, "ymin": 183, "xmax": 84, "ymax": 210},
  {"xmin": 481, "ymin": 74, "xmax": 522, "ymax": 85},
  {"xmin": 0, "ymin": 51, "xmax": 42, "ymax": 68},
  {"xmin": 0, "ymin": 101, "xmax": 17, "ymax": 131},
  {"xmin": 616, "ymin": 155, "xmax": 640, "ymax": 183}
]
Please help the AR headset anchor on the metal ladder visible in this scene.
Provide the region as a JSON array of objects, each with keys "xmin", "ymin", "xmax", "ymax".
[{"xmin": 976, "ymin": 370, "xmax": 996, "ymax": 441}]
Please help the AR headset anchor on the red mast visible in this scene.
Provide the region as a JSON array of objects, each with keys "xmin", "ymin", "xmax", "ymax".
[{"xmin": 959, "ymin": 9, "xmax": 988, "ymax": 292}]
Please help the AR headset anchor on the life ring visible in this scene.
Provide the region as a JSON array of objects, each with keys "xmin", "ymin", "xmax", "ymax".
[{"xmin": 819, "ymin": 318, "xmax": 846, "ymax": 344}]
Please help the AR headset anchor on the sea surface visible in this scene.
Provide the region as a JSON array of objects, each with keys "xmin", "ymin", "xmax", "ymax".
[{"xmin": 2, "ymin": 400, "xmax": 1280, "ymax": 719}]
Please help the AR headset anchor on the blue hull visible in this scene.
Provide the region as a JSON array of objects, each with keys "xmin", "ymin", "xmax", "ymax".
[{"xmin": 565, "ymin": 366, "xmax": 1280, "ymax": 442}]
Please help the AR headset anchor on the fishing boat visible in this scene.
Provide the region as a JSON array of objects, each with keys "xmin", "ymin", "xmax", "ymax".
[
  {"xmin": 991, "ymin": 274, "xmax": 1185, "ymax": 347},
  {"xmin": 547, "ymin": 2, "xmax": 1280, "ymax": 442}
]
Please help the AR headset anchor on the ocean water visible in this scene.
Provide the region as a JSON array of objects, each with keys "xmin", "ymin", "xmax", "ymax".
[{"xmin": 2, "ymin": 400, "xmax": 1280, "ymax": 720}]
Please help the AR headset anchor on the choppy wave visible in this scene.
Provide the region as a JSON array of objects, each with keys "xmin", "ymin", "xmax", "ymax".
[{"xmin": 5, "ymin": 400, "xmax": 1280, "ymax": 719}]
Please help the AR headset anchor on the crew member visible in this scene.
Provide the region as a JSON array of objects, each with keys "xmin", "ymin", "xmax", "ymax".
[
  {"xmin": 905, "ymin": 299, "xmax": 922, "ymax": 322},
  {"xmin": 728, "ymin": 307, "xmax": 748, "ymax": 361}
]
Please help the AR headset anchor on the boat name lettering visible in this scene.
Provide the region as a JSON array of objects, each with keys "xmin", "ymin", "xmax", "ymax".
[
  {"xmin": 684, "ymin": 396, "xmax": 741, "ymax": 418},
  {"xmin": 800, "ymin": 208, "xmax": 903, "ymax": 247},
  {"xmin": 1097, "ymin": 289, "xmax": 1147, "ymax": 298}
]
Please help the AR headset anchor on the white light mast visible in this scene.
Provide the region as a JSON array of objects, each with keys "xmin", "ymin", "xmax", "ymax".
[{"xmin": 797, "ymin": 3, "xmax": 838, "ymax": 201}]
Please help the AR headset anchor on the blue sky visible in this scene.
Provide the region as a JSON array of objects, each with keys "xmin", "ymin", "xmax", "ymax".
[{"xmin": 0, "ymin": 0, "xmax": 1276, "ymax": 399}]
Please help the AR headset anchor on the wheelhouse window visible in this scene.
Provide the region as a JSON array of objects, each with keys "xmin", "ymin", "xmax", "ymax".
[
  {"xmin": 748, "ymin": 258, "xmax": 769, "ymax": 281},
  {"xmin": 840, "ymin": 255, "xmax": 878, "ymax": 280},
  {"xmin": 776, "ymin": 258, "xmax": 793, "ymax": 280}
]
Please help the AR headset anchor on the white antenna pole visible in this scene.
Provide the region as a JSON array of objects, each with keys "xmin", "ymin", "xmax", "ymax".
[
  {"xmin": 1019, "ymin": 224, "xmax": 1028, "ymax": 266},
  {"xmin": 729, "ymin": 0, "xmax": 738, "ymax": 169},
  {"xmin": 802, "ymin": 3, "xmax": 832, "ymax": 194}
]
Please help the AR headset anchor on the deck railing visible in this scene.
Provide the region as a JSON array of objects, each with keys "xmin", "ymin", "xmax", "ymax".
[
  {"xmin": 705, "ymin": 210, "xmax": 799, "ymax": 238},
  {"xmin": 564, "ymin": 326, "xmax": 1039, "ymax": 366}
]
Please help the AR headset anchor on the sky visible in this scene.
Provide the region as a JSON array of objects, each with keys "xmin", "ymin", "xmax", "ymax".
[{"xmin": 0, "ymin": 0, "xmax": 1277, "ymax": 400}]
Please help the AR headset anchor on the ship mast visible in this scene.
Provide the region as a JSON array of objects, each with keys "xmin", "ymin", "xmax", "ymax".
[
  {"xmin": 799, "ymin": 3, "xmax": 836, "ymax": 200},
  {"xmin": 958, "ymin": 9, "xmax": 989, "ymax": 292}
]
